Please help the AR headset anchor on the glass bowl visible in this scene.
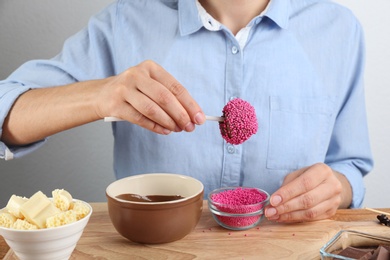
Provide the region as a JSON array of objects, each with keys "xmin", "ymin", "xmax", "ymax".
[
  {"xmin": 320, "ymin": 230, "xmax": 390, "ymax": 259},
  {"xmin": 207, "ymin": 187, "xmax": 270, "ymax": 231}
]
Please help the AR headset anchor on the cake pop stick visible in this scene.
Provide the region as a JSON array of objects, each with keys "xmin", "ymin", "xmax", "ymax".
[
  {"xmin": 104, "ymin": 115, "xmax": 224, "ymax": 122},
  {"xmin": 205, "ymin": 116, "xmax": 224, "ymax": 122}
]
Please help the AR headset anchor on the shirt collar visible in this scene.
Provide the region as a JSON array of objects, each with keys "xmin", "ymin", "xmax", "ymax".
[
  {"xmin": 178, "ymin": 0, "xmax": 290, "ymax": 36},
  {"xmin": 178, "ymin": 0, "xmax": 204, "ymax": 36},
  {"xmin": 264, "ymin": 0, "xmax": 290, "ymax": 29}
]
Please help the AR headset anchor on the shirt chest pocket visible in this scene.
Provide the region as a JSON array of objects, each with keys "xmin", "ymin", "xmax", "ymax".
[{"xmin": 266, "ymin": 96, "xmax": 336, "ymax": 170}]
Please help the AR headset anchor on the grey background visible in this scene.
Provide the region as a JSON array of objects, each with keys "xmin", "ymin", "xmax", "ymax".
[
  {"xmin": 1, "ymin": 0, "xmax": 390, "ymax": 208},
  {"xmin": 0, "ymin": 0, "xmax": 115, "ymax": 205}
]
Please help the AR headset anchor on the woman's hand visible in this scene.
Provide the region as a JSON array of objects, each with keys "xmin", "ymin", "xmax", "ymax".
[
  {"xmin": 96, "ymin": 60, "xmax": 205, "ymax": 135},
  {"xmin": 265, "ymin": 163, "xmax": 352, "ymax": 223}
]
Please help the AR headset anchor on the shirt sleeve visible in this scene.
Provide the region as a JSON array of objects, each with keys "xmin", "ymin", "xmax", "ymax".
[
  {"xmin": 0, "ymin": 2, "xmax": 118, "ymax": 160},
  {"xmin": 325, "ymin": 20, "xmax": 373, "ymax": 208}
]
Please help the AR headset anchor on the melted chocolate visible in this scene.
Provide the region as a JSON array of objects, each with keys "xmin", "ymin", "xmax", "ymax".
[{"xmin": 116, "ymin": 193, "xmax": 184, "ymax": 202}]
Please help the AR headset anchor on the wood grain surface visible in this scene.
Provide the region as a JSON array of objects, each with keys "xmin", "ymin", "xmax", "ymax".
[{"xmin": 1, "ymin": 202, "xmax": 390, "ymax": 260}]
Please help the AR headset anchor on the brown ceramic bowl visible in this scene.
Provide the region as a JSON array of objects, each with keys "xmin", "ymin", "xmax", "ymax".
[{"xmin": 106, "ymin": 173, "xmax": 204, "ymax": 244}]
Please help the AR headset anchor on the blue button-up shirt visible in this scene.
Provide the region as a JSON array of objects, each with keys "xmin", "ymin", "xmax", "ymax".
[{"xmin": 0, "ymin": 0, "xmax": 373, "ymax": 207}]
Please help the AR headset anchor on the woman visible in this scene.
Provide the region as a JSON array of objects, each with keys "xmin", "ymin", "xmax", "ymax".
[{"xmin": 0, "ymin": 0, "xmax": 373, "ymax": 222}]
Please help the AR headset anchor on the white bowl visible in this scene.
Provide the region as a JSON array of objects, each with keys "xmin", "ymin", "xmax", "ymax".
[{"xmin": 0, "ymin": 199, "xmax": 92, "ymax": 260}]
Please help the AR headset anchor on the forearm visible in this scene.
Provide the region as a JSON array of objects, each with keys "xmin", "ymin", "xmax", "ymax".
[
  {"xmin": 333, "ymin": 170, "xmax": 353, "ymax": 209},
  {"xmin": 1, "ymin": 79, "xmax": 106, "ymax": 146}
]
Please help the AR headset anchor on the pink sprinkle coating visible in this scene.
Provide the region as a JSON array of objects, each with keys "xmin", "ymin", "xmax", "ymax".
[
  {"xmin": 219, "ymin": 98, "xmax": 258, "ymax": 145},
  {"xmin": 211, "ymin": 188, "xmax": 268, "ymax": 229},
  {"xmin": 211, "ymin": 187, "xmax": 266, "ymax": 207}
]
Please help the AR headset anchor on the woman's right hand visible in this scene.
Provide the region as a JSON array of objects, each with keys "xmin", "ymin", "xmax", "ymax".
[{"xmin": 96, "ymin": 60, "xmax": 206, "ymax": 135}]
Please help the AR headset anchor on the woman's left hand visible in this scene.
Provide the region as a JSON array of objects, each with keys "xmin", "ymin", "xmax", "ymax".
[{"xmin": 264, "ymin": 163, "xmax": 352, "ymax": 223}]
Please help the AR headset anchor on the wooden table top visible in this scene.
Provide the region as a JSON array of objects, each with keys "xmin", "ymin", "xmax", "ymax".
[{"xmin": 1, "ymin": 201, "xmax": 390, "ymax": 260}]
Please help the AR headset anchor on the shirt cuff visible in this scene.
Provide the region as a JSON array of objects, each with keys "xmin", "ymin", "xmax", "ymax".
[
  {"xmin": 0, "ymin": 81, "xmax": 31, "ymax": 130},
  {"xmin": 0, "ymin": 82, "xmax": 46, "ymax": 160},
  {"xmin": 329, "ymin": 163, "xmax": 366, "ymax": 208},
  {"xmin": 0, "ymin": 139, "xmax": 47, "ymax": 160},
  {"xmin": 0, "ymin": 81, "xmax": 30, "ymax": 108}
]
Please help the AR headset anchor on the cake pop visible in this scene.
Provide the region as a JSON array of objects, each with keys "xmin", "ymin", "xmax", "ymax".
[{"xmin": 218, "ymin": 98, "xmax": 258, "ymax": 145}]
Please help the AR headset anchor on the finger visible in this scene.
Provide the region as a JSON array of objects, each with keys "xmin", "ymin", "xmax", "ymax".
[
  {"xmin": 270, "ymin": 167, "xmax": 324, "ymax": 207},
  {"xmin": 104, "ymin": 73, "xmax": 177, "ymax": 134},
  {"xmin": 127, "ymin": 77, "xmax": 182, "ymax": 131},
  {"xmin": 146, "ymin": 61, "xmax": 205, "ymax": 127},
  {"xmin": 113, "ymin": 99, "xmax": 173, "ymax": 135},
  {"xmin": 268, "ymin": 180, "xmax": 337, "ymax": 217},
  {"xmin": 270, "ymin": 199, "xmax": 339, "ymax": 223},
  {"xmin": 136, "ymin": 76, "xmax": 192, "ymax": 131}
]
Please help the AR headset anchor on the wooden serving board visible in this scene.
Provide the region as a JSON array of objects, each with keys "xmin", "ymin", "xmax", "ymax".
[{"xmin": 2, "ymin": 204, "xmax": 390, "ymax": 260}]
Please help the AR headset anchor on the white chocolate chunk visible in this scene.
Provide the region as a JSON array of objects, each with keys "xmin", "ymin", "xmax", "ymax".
[
  {"xmin": 46, "ymin": 210, "xmax": 77, "ymax": 228},
  {"xmin": 20, "ymin": 191, "xmax": 61, "ymax": 229},
  {"xmin": 12, "ymin": 219, "xmax": 38, "ymax": 230},
  {"xmin": 52, "ymin": 189, "xmax": 73, "ymax": 211},
  {"xmin": 0, "ymin": 212, "xmax": 17, "ymax": 228},
  {"xmin": 6, "ymin": 195, "xmax": 28, "ymax": 219},
  {"xmin": 72, "ymin": 201, "xmax": 90, "ymax": 220}
]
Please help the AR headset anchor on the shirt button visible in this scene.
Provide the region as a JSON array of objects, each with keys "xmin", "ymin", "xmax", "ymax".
[
  {"xmin": 231, "ymin": 46, "xmax": 238, "ymax": 54},
  {"xmin": 230, "ymin": 96, "xmax": 237, "ymax": 101},
  {"xmin": 227, "ymin": 145, "xmax": 235, "ymax": 154}
]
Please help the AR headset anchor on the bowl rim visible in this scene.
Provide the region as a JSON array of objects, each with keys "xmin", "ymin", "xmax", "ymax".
[
  {"xmin": 0, "ymin": 199, "xmax": 92, "ymax": 233},
  {"xmin": 319, "ymin": 230, "xmax": 390, "ymax": 258},
  {"xmin": 106, "ymin": 173, "xmax": 204, "ymax": 205},
  {"xmin": 208, "ymin": 186, "xmax": 270, "ymax": 207}
]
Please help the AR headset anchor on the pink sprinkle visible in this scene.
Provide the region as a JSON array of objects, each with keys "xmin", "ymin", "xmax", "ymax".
[
  {"xmin": 219, "ymin": 98, "xmax": 258, "ymax": 145},
  {"xmin": 211, "ymin": 187, "xmax": 267, "ymax": 228},
  {"xmin": 211, "ymin": 187, "xmax": 266, "ymax": 206}
]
